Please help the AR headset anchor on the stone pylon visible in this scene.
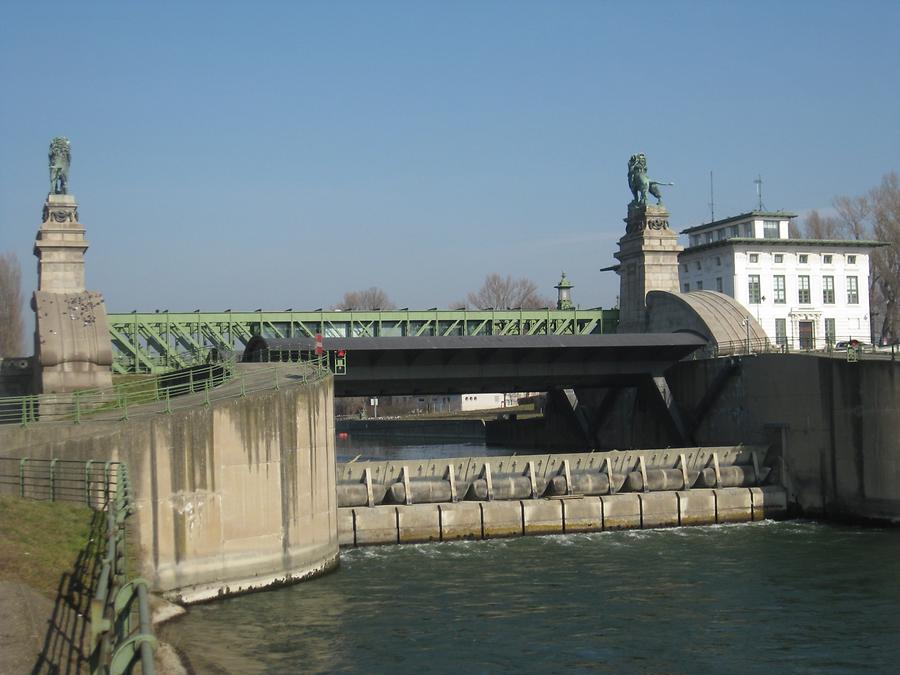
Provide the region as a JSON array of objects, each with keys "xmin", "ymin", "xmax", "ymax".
[
  {"xmin": 32, "ymin": 193, "xmax": 113, "ymax": 393},
  {"xmin": 614, "ymin": 204, "xmax": 682, "ymax": 333}
]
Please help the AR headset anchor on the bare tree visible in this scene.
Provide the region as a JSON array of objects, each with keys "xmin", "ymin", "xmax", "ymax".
[
  {"xmin": 802, "ymin": 210, "xmax": 842, "ymax": 239},
  {"xmin": 465, "ymin": 274, "xmax": 552, "ymax": 310},
  {"xmin": 832, "ymin": 194, "xmax": 870, "ymax": 240},
  {"xmin": 868, "ymin": 173, "xmax": 900, "ymax": 343},
  {"xmin": 0, "ymin": 252, "xmax": 25, "ymax": 357},
  {"xmin": 333, "ymin": 287, "xmax": 396, "ymax": 311}
]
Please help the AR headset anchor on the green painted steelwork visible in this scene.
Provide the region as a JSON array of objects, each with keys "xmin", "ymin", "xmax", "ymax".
[
  {"xmin": 107, "ymin": 308, "xmax": 619, "ymax": 373},
  {"xmin": 0, "ymin": 355, "xmax": 330, "ymax": 425}
]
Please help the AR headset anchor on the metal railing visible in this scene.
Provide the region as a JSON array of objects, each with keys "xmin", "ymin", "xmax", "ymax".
[
  {"xmin": 694, "ymin": 336, "xmax": 898, "ymax": 360},
  {"xmin": 0, "ymin": 351, "xmax": 331, "ymax": 426},
  {"xmin": 0, "ymin": 458, "xmax": 155, "ymax": 674}
]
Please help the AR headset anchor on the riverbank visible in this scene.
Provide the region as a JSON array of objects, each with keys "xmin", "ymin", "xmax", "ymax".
[{"xmin": 0, "ymin": 496, "xmax": 188, "ymax": 674}]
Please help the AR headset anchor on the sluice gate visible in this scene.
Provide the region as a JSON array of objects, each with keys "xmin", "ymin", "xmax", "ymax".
[{"xmin": 336, "ymin": 446, "xmax": 788, "ymax": 546}]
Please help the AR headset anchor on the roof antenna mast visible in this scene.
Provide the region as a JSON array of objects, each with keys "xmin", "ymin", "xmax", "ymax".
[
  {"xmin": 754, "ymin": 174, "xmax": 765, "ymax": 211},
  {"xmin": 708, "ymin": 170, "xmax": 715, "ymax": 222}
]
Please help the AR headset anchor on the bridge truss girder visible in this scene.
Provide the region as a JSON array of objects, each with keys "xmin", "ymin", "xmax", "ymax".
[{"xmin": 107, "ymin": 309, "xmax": 618, "ymax": 374}]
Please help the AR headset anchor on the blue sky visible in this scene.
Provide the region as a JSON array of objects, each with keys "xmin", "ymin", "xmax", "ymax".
[{"xmin": 1, "ymin": 0, "xmax": 898, "ymax": 314}]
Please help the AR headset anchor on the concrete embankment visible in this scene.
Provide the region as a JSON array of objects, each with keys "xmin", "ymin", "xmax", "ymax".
[
  {"xmin": 336, "ymin": 446, "xmax": 787, "ymax": 545},
  {"xmin": 0, "ymin": 363, "xmax": 339, "ymax": 604},
  {"xmin": 337, "ymin": 417, "xmax": 486, "ymax": 441}
]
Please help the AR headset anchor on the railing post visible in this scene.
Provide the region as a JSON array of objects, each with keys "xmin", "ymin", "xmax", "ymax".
[
  {"xmin": 19, "ymin": 458, "xmax": 27, "ymax": 497},
  {"xmin": 189, "ymin": 368, "xmax": 194, "ymax": 394},
  {"xmin": 49, "ymin": 458, "xmax": 58, "ymax": 502},
  {"xmin": 85, "ymin": 460, "xmax": 94, "ymax": 506},
  {"xmin": 104, "ymin": 461, "xmax": 112, "ymax": 505},
  {"xmin": 74, "ymin": 391, "xmax": 81, "ymax": 424},
  {"xmin": 204, "ymin": 379, "xmax": 211, "ymax": 407},
  {"xmin": 274, "ymin": 365, "xmax": 280, "ymax": 390}
]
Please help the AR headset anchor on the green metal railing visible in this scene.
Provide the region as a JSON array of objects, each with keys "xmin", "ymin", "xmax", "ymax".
[
  {"xmin": 108, "ymin": 308, "xmax": 619, "ymax": 374},
  {"xmin": 0, "ymin": 458, "xmax": 155, "ymax": 674},
  {"xmin": 694, "ymin": 336, "xmax": 899, "ymax": 360},
  {"xmin": 0, "ymin": 353, "xmax": 331, "ymax": 427}
]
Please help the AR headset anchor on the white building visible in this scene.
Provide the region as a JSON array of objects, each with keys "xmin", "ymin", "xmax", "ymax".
[{"xmin": 678, "ymin": 211, "xmax": 885, "ymax": 349}]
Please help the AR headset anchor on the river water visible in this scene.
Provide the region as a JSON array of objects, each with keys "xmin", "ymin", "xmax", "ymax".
[{"xmin": 162, "ymin": 438, "xmax": 900, "ymax": 674}]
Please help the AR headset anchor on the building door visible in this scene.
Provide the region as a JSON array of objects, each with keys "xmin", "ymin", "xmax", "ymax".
[{"xmin": 798, "ymin": 321, "xmax": 814, "ymax": 350}]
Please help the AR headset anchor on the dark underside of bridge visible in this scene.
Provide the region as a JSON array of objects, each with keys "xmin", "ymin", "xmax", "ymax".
[{"xmin": 243, "ymin": 333, "xmax": 707, "ymax": 397}]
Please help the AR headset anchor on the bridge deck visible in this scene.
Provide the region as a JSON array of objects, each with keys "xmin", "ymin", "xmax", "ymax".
[{"xmin": 246, "ymin": 333, "xmax": 707, "ymax": 396}]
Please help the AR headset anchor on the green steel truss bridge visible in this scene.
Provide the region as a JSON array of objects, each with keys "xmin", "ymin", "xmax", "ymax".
[{"xmin": 108, "ymin": 308, "xmax": 619, "ymax": 373}]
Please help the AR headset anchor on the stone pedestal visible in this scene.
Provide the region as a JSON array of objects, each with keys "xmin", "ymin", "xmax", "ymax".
[
  {"xmin": 32, "ymin": 194, "xmax": 112, "ymax": 393},
  {"xmin": 614, "ymin": 204, "xmax": 682, "ymax": 333}
]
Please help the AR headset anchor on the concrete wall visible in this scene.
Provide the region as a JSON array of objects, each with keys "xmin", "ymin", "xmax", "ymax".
[
  {"xmin": 0, "ymin": 373, "xmax": 339, "ymax": 603},
  {"xmin": 337, "ymin": 418, "xmax": 486, "ymax": 442},
  {"xmin": 484, "ymin": 354, "xmax": 899, "ymax": 524},
  {"xmin": 666, "ymin": 355, "xmax": 900, "ymax": 523}
]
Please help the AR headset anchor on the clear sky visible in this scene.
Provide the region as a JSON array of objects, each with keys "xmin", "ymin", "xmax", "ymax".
[{"xmin": 1, "ymin": 0, "xmax": 898, "ymax": 315}]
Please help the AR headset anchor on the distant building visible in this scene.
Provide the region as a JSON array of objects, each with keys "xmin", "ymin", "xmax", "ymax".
[{"xmin": 679, "ymin": 211, "xmax": 886, "ymax": 348}]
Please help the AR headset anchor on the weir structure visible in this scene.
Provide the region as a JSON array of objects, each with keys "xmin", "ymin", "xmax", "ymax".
[{"xmin": 335, "ymin": 447, "xmax": 788, "ymax": 546}]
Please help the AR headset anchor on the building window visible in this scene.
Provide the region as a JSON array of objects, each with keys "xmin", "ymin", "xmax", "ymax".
[
  {"xmin": 774, "ymin": 254, "xmax": 783, "ymax": 263},
  {"xmin": 690, "ymin": 235, "xmax": 700, "ymax": 247},
  {"xmin": 825, "ymin": 318, "xmax": 836, "ymax": 345},
  {"xmin": 774, "ymin": 275, "xmax": 786, "ymax": 303},
  {"xmin": 696, "ymin": 261, "xmax": 702, "ymax": 270},
  {"xmin": 749, "ymin": 253, "xmax": 759, "ymax": 263},
  {"xmin": 763, "ymin": 220, "xmax": 779, "ymax": 239},
  {"xmin": 847, "ymin": 255, "xmax": 856, "ymax": 264},
  {"xmin": 682, "ymin": 263, "xmax": 688, "ymax": 272},
  {"xmin": 697, "ymin": 280, "xmax": 703, "ymax": 290},
  {"xmin": 683, "ymin": 282, "xmax": 690, "ymax": 292},
  {"xmin": 716, "ymin": 277, "xmax": 723, "ymax": 292},
  {"xmin": 823, "ymin": 276, "xmax": 835, "ymax": 304},
  {"xmin": 775, "ymin": 318, "xmax": 787, "ymax": 347},
  {"xmin": 748, "ymin": 275, "xmax": 761, "ymax": 303},
  {"xmin": 728, "ymin": 225, "xmax": 738, "ymax": 238},
  {"xmin": 715, "ymin": 256, "xmax": 721, "ymax": 266},
  {"xmin": 798, "ymin": 275, "xmax": 811, "ymax": 304},
  {"xmin": 823, "ymin": 254, "xmax": 833, "ymax": 264},
  {"xmin": 847, "ymin": 276, "xmax": 859, "ymax": 304},
  {"xmin": 715, "ymin": 229, "xmax": 724, "ymax": 241},
  {"xmin": 742, "ymin": 223, "xmax": 753, "ymax": 237},
  {"xmin": 799, "ymin": 254, "xmax": 808, "ymax": 264}
]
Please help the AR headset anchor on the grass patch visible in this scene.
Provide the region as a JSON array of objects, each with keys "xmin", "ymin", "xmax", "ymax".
[{"xmin": 0, "ymin": 495, "xmax": 96, "ymax": 599}]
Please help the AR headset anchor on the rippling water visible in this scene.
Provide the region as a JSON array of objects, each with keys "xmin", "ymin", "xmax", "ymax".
[{"xmin": 162, "ymin": 520, "xmax": 900, "ymax": 674}]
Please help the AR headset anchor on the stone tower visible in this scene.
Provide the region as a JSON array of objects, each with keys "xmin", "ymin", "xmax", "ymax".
[
  {"xmin": 33, "ymin": 139, "xmax": 113, "ymax": 393},
  {"xmin": 614, "ymin": 203, "xmax": 682, "ymax": 333}
]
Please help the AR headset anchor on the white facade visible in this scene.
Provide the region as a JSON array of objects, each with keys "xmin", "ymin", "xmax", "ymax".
[{"xmin": 679, "ymin": 212, "xmax": 880, "ymax": 348}]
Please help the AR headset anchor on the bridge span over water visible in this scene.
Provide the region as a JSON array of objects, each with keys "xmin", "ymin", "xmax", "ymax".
[
  {"xmin": 243, "ymin": 333, "xmax": 707, "ymax": 397},
  {"xmin": 107, "ymin": 308, "xmax": 618, "ymax": 373}
]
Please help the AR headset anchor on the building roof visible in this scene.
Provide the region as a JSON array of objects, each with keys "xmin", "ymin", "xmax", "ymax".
[
  {"xmin": 680, "ymin": 210, "xmax": 798, "ymax": 235},
  {"xmin": 681, "ymin": 237, "xmax": 887, "ymax": 255}
]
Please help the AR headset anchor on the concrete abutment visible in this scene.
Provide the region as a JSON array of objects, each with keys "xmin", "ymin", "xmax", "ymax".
[{"xmin": 0, "ymin": 366, "xmax": 339, "ymax": 604}]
